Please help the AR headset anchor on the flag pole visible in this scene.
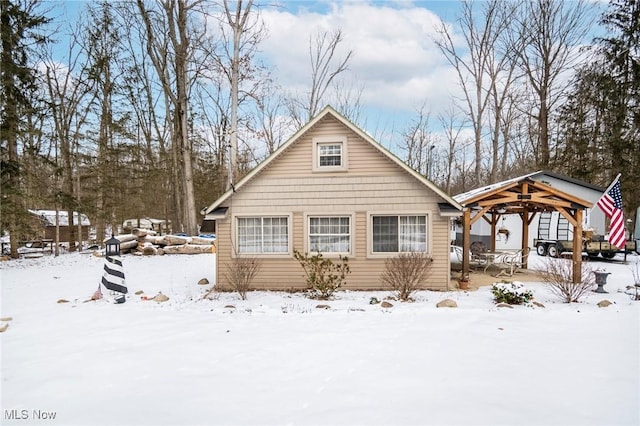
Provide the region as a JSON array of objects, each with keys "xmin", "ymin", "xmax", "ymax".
[{"xmin": 603, "ymin": 172, "xmax": 622, "ymax": 194}]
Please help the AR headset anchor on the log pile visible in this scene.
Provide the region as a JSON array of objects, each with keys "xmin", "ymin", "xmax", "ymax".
[{"xmin": 101, "ymin": 229, "xmax": 216, "ymax": 256}]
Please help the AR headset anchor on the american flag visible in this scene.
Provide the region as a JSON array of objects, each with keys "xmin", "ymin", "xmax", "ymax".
[{"xmin": 596, "ymin": 178, "xmax": 626, "ymax": 249}]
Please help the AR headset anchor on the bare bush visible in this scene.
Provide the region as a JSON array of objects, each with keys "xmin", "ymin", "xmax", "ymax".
[
  {"xmin": 630, "ymin": 261, "xmax": 640, "ymax": 301},
  {"xmin": 380, "ymin": 252, "xmax": 433, "ymax": 301},
  {"xmin": 631, "ymin": 261, "xmax": 640, "ymax": 287},
  {"xmin": 224, "ymin": 256, "xmax": 261, "ymax": 300},
  {"xmin": 538, "ymin": 257, "xmax": 595, "ymax": 303}
]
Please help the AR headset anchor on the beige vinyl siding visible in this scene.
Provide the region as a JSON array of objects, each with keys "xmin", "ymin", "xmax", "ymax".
[
  {"xmin": 217, "ymin": 211, "xmax": 452, "ymax": 291},
  {"xmin": 262, "ymin": 116, "xmax": 400, "ymax": 178},
  {"xmin": 215, "ymin": 215, "xmax": 307, "ymax": 290},
  {"xmin": 214, "ymin": 114, "xmax": 455, "ymax": 291}
]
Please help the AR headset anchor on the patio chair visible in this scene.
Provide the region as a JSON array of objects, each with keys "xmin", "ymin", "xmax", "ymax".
[
  {"xmin": 470, "ymin": 241, "xmax": 488, "ymax": 271},
  {"xmin": 494, "ymin": 249, "xmax": 528, "ymax": 277}
]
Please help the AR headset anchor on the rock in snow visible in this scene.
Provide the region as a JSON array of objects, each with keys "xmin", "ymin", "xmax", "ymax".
[{"xmin": 436, "ymin": 299, "xmax": 458, "ymax": 308}]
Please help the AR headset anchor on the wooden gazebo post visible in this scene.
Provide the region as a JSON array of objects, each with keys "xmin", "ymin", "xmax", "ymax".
[
  {"xmin": 456, "ymin": 178, "xmax": 592, "ymax": 285},
  {"xmin": 521, "ymin": 210, "xmax": 530, "ymax": 268},
  {"xmin": 489, "ymin": 213, "xmax": 497, "ymax": 253},
  {"xmin": 572, "ymin": 209, "xmax": 583, "ymax": 284},
  {"xmin": 461, "ymin": 208, "xmax": 471, "ymax": 278}
]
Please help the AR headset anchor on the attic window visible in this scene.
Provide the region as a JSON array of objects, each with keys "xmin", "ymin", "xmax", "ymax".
[
  {"xmin": 319, "ymin": 144, "xmax": 342, "ymax": 166},
  {"xmin": 312, "ymin": 135, "xmax": 348, "ymax": 172}
]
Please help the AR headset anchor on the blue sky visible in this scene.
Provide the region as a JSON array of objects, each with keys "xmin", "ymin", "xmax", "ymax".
[
  {"xmin": 257, "ymin": 0, "xmax": 606, "ymax": 151},
  {"xmin": 258, "ymin": 1, "xmax": 469, "ymax": 142},
  {"xmin": 45, "ymin": 1, "xmax": 604, "ymax": 152}
]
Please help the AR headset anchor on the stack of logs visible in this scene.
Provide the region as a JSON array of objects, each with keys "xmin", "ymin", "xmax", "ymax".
[{"xmin": 104, "ymin": 228, "xmax": 216, "ymax": 255}]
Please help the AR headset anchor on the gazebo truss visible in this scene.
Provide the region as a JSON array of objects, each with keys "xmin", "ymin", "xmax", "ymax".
[{"xmin": 455, "ymin": 177, "xmax": 593, "ymax": 283}]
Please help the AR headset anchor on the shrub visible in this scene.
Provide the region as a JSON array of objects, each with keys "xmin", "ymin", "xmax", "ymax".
[
  {"xmin": 293, "ymin": 250, "xmax": 350, "ymax": 299},
  {"xmin": 223, "ymin": 256, "xmax": 260, "ymax": 300},
  {"xmin": 538, "ymin": 257, "xmax": 595, "ymax": 303},
  {"xmin": 380, "ymin": 252, "xmax": 433, "ymax": 301},
  {"xmin": 491, "ymin": 281, "xmax": 533, "ymax": 305},
  {"xmin": 630, "ymin": 261, "xmax": 640, "ymax": 301}
]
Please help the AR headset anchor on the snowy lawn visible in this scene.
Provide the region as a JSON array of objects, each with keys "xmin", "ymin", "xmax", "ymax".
[{"xmin": 1, "ymin": 251, "xmax": 639, "ymax": 426}]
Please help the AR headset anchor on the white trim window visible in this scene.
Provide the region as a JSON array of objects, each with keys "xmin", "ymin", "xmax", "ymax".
[
  {"xmin": 309, "ymin": 216, "xmax": 351, "ymax": 254},
  {"xmin": 237, "ymin": 216, "xmax": 288, "ymax": 254},
  {"xmin": 319, "ymin": 143, "xmax": 342, "ymax": 166},
  {"xmin": 372, "ymin": 215, "xmax": 428, "ymax": 253},
  {"xmin": 312, "ymin": 135, "xmax": 348, "ymax": 172}
]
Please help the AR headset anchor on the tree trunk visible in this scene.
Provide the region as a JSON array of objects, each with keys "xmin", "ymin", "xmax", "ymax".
[
  {"xmin": 538, "ymin": 95, "xmax": 550, "ymax": 167},
  {"xmin": 158, "ymin": 243, "xmax": 215, "ymax": 255}
]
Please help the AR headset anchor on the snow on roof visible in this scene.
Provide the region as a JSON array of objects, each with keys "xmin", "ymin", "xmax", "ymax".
[
  {"xmin": 453, "ymin": 170, "xmax": 604, "ymax": 205},
  {"xmin": 29, "ymin": 210, "xmax": 91, "ymax": 226},
  {"xmin": 453, "ymin": 172, "xmax": 539, "ymax": 204}
]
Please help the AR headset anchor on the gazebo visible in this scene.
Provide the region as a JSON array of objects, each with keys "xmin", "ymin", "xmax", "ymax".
[{"xmin": 454, "ymin": 177, "xmax": 593, "ymax": 283}]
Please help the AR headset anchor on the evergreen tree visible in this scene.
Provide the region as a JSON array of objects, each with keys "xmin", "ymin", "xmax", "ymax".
[
  {"xmin": 0, "ymin": 0, "xmax": 50, "ymax": 258},
  {"xmin": 599, "ymin": 0, "xmax": 640, "ymax": 185},
  {"xmin": 557, "ymin": 0, "xmax": 639, "ymax": 220}
]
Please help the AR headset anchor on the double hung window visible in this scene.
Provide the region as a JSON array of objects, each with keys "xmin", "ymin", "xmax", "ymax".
[
  {"xmin": 309, "ymin": 216, "xmax": 351, "ymax": 253},
  {"xmin": 372, "ymin": 215, "xmax": 427, "ymax": 253},
  {"xmin": 312, "ymin": 136, "xmax": 348, "ymax": 172},
  {"xmin": 237, "ymin": 217, "xmax": 288, "ymax": 254},
  {"xmin": 318, "ymin": 143, "xmax": 342, "ymax": 166}
]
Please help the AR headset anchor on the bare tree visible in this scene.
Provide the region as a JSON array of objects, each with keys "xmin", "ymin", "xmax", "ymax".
[
  {"xmin": 438, "ymin": 105, "xmax": 466, "ymax": 193},
  {"xmin": 513, "ymin": 0, "xmax": 595, "ymax": 168},
  {"xmin": 42, "ymin": 27, "xmax": 96, "ymax": 253},
  {"xmin": 115, "ymin": 1, "xmax": 175, "ymax": 226},
  {"xmin": 499, "ymin": 90, "xmax": 531, "ymax": 175},
  {"xmin": 217, "ymin": 0, "xmax": 266, "ymax": 187},
  {"xmin": 135, "ymin": 0, "xmax": 208, "ymax": 235},
  {"xmin": 82, "ymin": 1, "xmax": 134, "ymax": 244},
  {"xmin": 331, "ymin": 76, "xmax": 364, "ymax": 125},
  {"xmin": 193, "ymin": 85, "xmax": 232, "ymax": 197},
  {"xmin": 250, "ymin": 84, "xmax": 294, "ymax": 156},
  {"xmin": 289, "ymin": 29, "xmax": 353, "ymax": 127},
  {"xmin": 434, "ymin": 0, "xmax": 518, "ymax": 185},
  {"xmin": 400, "ymin": 103, "xmax": 437, "ymax": 178},
  {"xmin": 435, "ymin": 0, "xmax": 507, "ymax": 183},
  {"xmin": 485, "ymin": 7, "xmax": 520, "ymax": 182}
]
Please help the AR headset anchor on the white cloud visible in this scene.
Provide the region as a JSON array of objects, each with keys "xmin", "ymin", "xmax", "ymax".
[{"xmin": 259, "ymin": 1, "xmax": 463, "ymax": 121}]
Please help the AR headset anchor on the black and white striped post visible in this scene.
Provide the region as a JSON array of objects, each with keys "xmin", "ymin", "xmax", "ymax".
[{"xmin": 102, "ymin": 235, "xmax": 128, "ymax": 304}]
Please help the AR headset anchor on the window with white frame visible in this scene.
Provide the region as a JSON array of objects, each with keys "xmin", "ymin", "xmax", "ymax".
[
  {"xmin": 309, "ymin": 216, "xmax": 350, "ymax": 253},
  {"xmin": 318, "ymin": 143, "xmax": 342, "ymax": 166},
  {"xmin": 372, "ymin": 215, "xmax": 428, "ymax": 253},
  {"xmin": 237, "ymin": 216, "xmax": 288, "ymax": 254},
  {"xmin": 312, "ymin": 136, "xmax": 348, "ymax": 171}
]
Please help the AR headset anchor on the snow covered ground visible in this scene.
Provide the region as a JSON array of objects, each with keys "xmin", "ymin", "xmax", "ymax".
[{"xmin": 1, "ymin": 251, "xmax": 639, "ymax": 426}]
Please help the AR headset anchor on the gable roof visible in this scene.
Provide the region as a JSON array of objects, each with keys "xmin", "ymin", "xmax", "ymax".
[
  {"xmin": 531, "ymin": 170, "xmax": 605, "ymax": 193},
  {"xmin": 203, "ymin": 105, "xmax": 462, "ymax": 216},
  {"xmin": 29, "ymin": 210, "xmax": 91, "ymax": 226},
  {"xmin": 453, "ymin": 173, "xmax": 593, "ymax": 217}
]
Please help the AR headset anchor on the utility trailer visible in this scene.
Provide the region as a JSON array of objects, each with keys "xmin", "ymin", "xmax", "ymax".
[{"xmin": 534, "ymin": 212, "xmax": 638, "ymax": 259}]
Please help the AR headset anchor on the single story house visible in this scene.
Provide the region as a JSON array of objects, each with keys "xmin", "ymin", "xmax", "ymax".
[
  {"xmin": 122, "ymin": 218, "xmax": 171, "ymax": 235},
  {"xmin": 28, "ymin": 209, "xmax": 91, "ymax": 242},
  {"xmin": 201, "ymin": 106, "xmax": 463, "ymax": 291}
]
